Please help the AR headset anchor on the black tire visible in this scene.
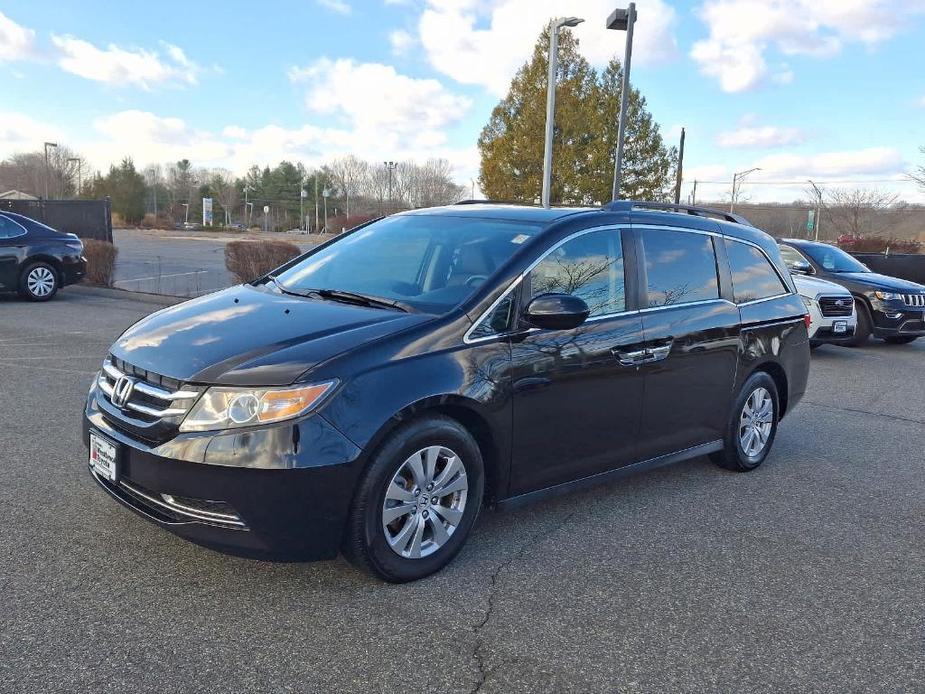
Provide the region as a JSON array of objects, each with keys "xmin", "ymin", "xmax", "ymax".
[
  {"xmin": 343, "ymin": 415, "xmax": 484, "ymax": 583},
  {"xmin": 710, "ymin": 371, "xmax": 780, "ymax": 472},
  {"xmin": 883, "ymin": 336, "xmax": 917, "ymax": 345},
  {"xmin": 18, "ymin": 261, "xmax": 59, "ymax": 301},
  {"xmin": 846, "ymin": 299, "xmax": 871, "ymax": 347}
]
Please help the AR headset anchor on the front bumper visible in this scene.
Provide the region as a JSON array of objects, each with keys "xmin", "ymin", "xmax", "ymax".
[
  {"xmin": 805, "ymin": 298, "xmax": 856, "ymax": 344},
  {"xmin": 83, "ymin": 393, "xmax": 363, "ymax": 561},
  {"xmin": 871, "ymin": 308, "xmax": 925, "ymax": 337}
]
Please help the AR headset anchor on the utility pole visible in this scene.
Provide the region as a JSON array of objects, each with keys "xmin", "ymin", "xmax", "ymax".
[
  {"xmin": 314, "ymin": 175, "xmax": 319, "ymax": 233},
  {"xmin": 690, "ymin": 180, "xmax": 697, "ymax": 206},
  {"xmin": 384, "ymin": 161, "xmax": 397, "ymax": 214},
  {"xmin": 673, "ymin": 127, "xmax": 685, "ymax": 205},
  {"xmin": 541, "ymin": 16, "xmax": 585, "ymax": 208},
  {"xmin": 607, "ymin": 4, "xmax": 636, "ymax": 201},
  {"xmin": 808, "ymin": 180, "xmax": 824, "ymax": 241},
  {"xmin": 44, "ymin": 142, "xmax": 58, "ymax": 199}
]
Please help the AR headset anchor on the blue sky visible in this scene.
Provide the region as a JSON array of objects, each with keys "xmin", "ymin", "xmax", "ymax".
[{"xmin": 2, "ymin": 0, "xmax": 924, "ymax": 203}]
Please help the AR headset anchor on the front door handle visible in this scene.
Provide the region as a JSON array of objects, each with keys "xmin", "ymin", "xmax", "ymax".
[
  {"xmin": 613, "ymin": 347, "xmax": 649, "ymax": 366},
  {"xmin": 647, "ymin": 342, "xmax": 672, "ymax": 362}
]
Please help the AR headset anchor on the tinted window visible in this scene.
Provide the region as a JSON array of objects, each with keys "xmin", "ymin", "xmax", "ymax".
[
  {"xmin": 468, "ymin": 294, "xmax": 515, "ymax": 340},
  {"xmin": 0, "ymin": 215, "xmax": 26, "ymax": 240},
  {"xmin": 778, "ymin": 245, "xmax": 808, "ymax": 267},
  {"xmin": 641, "ymin": 228, "xmax": 718, "ymax": 307},
  {"xmin": 274, "ymin": 215, "xmax": 542, "ymax": 314},
  {"xmin": 528, "ymin": 228, "xmax": 625, "ymax": 317},
  {"xmin": 726, "ymin": 240, "xmax": 788, "ymax": 303},
  {"xmin": 801, "ymin": 244, "xmax": 869, "ymax": 273}
]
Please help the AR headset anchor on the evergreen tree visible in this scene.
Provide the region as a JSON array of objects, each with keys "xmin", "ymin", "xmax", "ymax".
[{"xmin": 478, "ymin": 30, "xmax": 675, "ymax": 205}]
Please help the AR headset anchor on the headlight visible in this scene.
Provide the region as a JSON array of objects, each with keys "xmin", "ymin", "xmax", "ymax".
[
  {"xmin": 800, "ymin": 296, "xmax": 814, "ymax": 309},
  {"xmin": 179, "ymin": 381, "xmax": 336, "ymax": 433},
  {"xmin": 874, "ymin": 291, "xmax": 902, "ymax": 301}
]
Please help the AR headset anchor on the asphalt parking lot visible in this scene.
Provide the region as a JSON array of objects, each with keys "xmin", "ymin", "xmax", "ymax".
[{"xmin": 1, "ymin": 288, "xmax": 923, "ymax": 693}]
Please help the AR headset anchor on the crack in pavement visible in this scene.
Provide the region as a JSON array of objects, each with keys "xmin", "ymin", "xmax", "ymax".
[
  {"xmin": 800, "ymin": 400, "xmax": 925, "ymax": 425},
  {"xmin": 469, "ymin": 509, "xmax": 578, "ymax": 693}
]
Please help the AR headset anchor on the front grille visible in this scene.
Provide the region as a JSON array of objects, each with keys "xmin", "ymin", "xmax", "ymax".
[
  {"xmin": 902, "ymin": 293, "xmax": 925, "ymax": 308},
  {"xmin": 818, "ymin": 296, "xmax": 854, "ymax": 317}
]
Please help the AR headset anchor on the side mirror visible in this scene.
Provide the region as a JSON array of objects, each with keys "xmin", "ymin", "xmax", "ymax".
[
  {"xmin": 523, "ymin": 293, "xmax": 590, "ymax": 330},
  {"xmin": 789, "ymin": 260, "xmax": 812, "ymax": 275}
]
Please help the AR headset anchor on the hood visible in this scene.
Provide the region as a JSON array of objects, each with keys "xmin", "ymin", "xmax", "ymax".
[
  {"xmin": 834, "ymin": 271, "xmax": 925, "ymax": 293},
  {"xmin": 791, "ymin": 274, "xmax": 851, "ymax": 298},
  {"xmin": 111, "ymin": 284, "xmax": 431, "ymax": 386}
]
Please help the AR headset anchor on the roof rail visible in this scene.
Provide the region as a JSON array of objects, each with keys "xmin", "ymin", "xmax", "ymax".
[
  {"xmin": 454, "ymin": 199, "xmax": 535, "ymax": 206},
  {"xmin": 602, "ymin": 200, "xmax": 753, "ymax": 226}
]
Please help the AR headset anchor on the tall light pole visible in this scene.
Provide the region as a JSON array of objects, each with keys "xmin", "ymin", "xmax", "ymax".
[
  {"xmin": 243, "ymin": 185, "xmax": 252, "ymax": 227},
  {"xmin": 607, "ymin": 4, "xmax": 636, "ymax": 201},
  {"xmin": 44, "ymin": 142, "xmax": 58, "ymax": 199},
  {"xmin": 541, "ymin": 16, "xmax": 584, "ymax": 208},
  {"xmin": 323, "ymin": 188, "xmax": 330, "ymax": 232},
  {"xmin": 314, "ymin": 174, "xmax": 320, "ymax": 233},
  {"xmin": 182, "ymin": 203, "xmax": 190, "ymax": 224},
  {"xmin": 384, "ymin": 161, "xmax": 398, "ymax": 214},
  {"xmin": 730, "ymin": 167, "xmax": 761, "ymax": 213},
  {"xmin": 67, "ymin": 157, "xmax": 81, "ymax": 197},
  {"xmin": 300, "ymin": 180, "xmax": 307, "ymax": 231},
  {"xmin": 808, "ymin": 180, "xmax": 824, "ymax": 241}
]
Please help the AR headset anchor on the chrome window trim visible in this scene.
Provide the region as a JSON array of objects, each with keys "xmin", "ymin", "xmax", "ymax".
[
  {"xmin": 463, "ymin": 224, "xmax": 630, "ymax": 345},
  {"xmin": 638, "ymin": 297, "xmax": 735, "ymax": 313},
  {"xmin": 0, "ymin": 213, "xmax": 28, "ymax": 240},
  {"xmin": 738, "ymin": 293, "xmax": 792, "ymax": 307}
]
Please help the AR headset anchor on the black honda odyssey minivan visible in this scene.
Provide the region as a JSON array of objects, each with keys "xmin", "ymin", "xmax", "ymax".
[{"xmin": 84, "ymin": 201, "xmax": 810, "ymax": 582}]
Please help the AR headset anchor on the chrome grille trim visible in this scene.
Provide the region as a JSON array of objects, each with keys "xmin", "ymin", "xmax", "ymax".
[
  {"xmin": 99, "ymin": 358, "xmax": 200, "ymax": 420},
  {"xmin": 902, "ymin": 294, "xmax": 925, "ymax": 308},
  {"xmin": 102, "ymin": 361, "xmax": 198, "ymax": 400}
]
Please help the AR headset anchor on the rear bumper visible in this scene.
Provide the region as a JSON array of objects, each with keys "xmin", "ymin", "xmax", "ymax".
[
  {"xmin": 61, "ymin": 256, "xmax": 86, "ymax": 286},
  {"xmin": 83, "ymin": 394, "xmax": 363, "ymax": 561}
]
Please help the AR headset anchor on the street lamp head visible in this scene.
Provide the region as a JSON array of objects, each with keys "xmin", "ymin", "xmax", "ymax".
[
  {"xmin": 607, "ymin": 6, "xmax": 635, "ymax": 31},
  {"xmin": 561, "ymin": 16, "xmax": 584, "ymax": 28},
  {"xmin": 45, "ymin": 141, "xmax": 58, "ymax": 148}
]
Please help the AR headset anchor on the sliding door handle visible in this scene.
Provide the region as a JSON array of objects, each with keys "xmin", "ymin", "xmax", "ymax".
[
  {"xmin": 613, "ymin": 347, "xmax": 648, "ymax": 366},
  {"xmin": 647, "ymin": 343, "xmax": 672, "ymax": 362}
]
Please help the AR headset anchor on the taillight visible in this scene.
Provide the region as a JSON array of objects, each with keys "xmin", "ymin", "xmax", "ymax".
[{"xmin": 803, "ymin": 314, "xmax": 812, "ymax": 328}]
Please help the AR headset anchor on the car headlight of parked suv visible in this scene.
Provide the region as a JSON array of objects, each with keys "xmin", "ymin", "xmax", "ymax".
[
  {"xmin": 179, "ymin": 381, "xmax": 337, "ymax": 432},
  {"xmin": 874, "ymin": 291, "xmax": 903, "ymax": 301}
]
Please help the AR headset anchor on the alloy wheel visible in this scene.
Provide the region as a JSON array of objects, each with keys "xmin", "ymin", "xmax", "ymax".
[
  {"xmin": 381, "ymin": 445, "xmax": 468, "ymax": 559},
  {"xmin": 739, "ymin": 387, "xmax": 773, "ymax": 457},
  {"xmin": 27, "ymin": 266, "xmax": 55, "ymax": 297}
]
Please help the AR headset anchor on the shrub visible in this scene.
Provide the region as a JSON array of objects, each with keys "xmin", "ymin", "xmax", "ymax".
[
  {"xmin": 837, "ymin": 236, "xmax": 922, "ymax": 254},
  {"xmin": 225, "ymin": 240, "xmax": 302, "ymax": 283},
  {"xmin": 83, "ymin": 239, "xmax": 119, "ymax": 287}
]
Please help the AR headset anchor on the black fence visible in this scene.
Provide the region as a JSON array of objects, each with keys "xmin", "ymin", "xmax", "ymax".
[
  {"xmin": 852, "ymin": 253, "xmax": 925, "ymax": 285},
  {"xmin": 0, "ymin": 198, "xmax": 113, "ymax": 242}
]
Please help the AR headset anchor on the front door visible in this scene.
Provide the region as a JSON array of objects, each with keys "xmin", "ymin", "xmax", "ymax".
[
  {"xmin": 634, "ymin": 226, "xmax": 740, "ymax": 461},
  {"xmin": 509, "ymin": 226, "xmax": 646, "ymax": 496}
]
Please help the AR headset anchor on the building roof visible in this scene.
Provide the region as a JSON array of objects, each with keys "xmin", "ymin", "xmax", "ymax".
[{"xmin": 0, "ymin": 190, "xmax": 39, "ymax": 200}]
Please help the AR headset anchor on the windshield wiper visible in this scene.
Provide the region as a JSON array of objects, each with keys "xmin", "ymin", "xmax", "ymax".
[
  {"xmin": 315, "ymin": 288, "xmax": 413, "ymax": 313},
  {"xmin": 267, "ymin": 275, "xmax": 313, "ymax": 298}
]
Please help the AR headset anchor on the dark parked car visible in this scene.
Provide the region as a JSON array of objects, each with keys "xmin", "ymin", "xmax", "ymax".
[
  {"xmin": 84, "ymin": 202, "xmax": 810, "ymax": 582},
  {"xmin": 779, "ymin": 239, "xmax": 925, "ymax": 345},
  {"xmin": 0, "ymin": 211, "xmax": 86, "ymax": 300}
]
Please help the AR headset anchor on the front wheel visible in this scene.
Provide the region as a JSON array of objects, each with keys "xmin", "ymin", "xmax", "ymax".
[
  {"xmin": 19, "ymin": 262, "xmax": 59, "ymax": 301},
  {"xmin": 710, "ymin": 372, "xmax": 779, "ymax": 472},
  {"xmin": 343, "ymin": 415, "xmax": 484, "ymax": 582},
  {"xmin": 846, "ymin": 300, "xmax": 871, "ymax": 347}
]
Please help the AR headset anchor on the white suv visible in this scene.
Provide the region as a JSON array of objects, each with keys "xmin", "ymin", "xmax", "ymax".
[{"xmin": 791, "ymin": 274, "xmax": 857, "ymax": 349}]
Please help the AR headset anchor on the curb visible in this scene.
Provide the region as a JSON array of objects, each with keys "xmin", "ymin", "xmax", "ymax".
[{"xmin": 70, "ymin": 284, "xmax": 185, "ymax": 306}]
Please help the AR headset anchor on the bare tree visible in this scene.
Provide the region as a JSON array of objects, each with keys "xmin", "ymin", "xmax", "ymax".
[
  {"xmin": 210, "ymin": 169, "xmax": 239, "ymax": 226},
  {"xmin": 822, "ymin": 187, "xmax": 904, "ymax": 238},
  {"xmin": 324, "ymin": 155, "xmax": 367, "ymax": 217},
  {"xmin": 910, "ymin": 146, "xmax": 925, "ymax": 190},
  {"xmin": 0, "ymin": 145, "xmax": 88, "ymax": 198}
]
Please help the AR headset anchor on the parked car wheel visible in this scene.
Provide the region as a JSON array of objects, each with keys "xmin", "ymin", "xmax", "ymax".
[
  {"xmin": 710, "ymin": 372, "xmax": 779, "ymax": 472},
  {"xmin": 846, "ymin": 299, "xmax": 871, "ymax": 347},
  {"xmin": 18, "ymin": 261, "xmax": 59, "ymax": 301},
  {"xmin": 883, "ymin": 336, "xmax": 917, "ymax": 345},
  {"xmin": 343, "ymin": 415, "xmax": 484, "ymax": 582}
]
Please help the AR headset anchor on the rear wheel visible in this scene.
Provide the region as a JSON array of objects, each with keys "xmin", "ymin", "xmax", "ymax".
[
  {"xmin": 710, "ymin": 372, "xmax": 779, "ymax": 472},
  {"xmin": 343, "ymin": 415, "xmax": 484, "ymax": 582},
  {"xmin": 18, "ymin": 262, "xmax": 59, "ymax": 301},
  {"xmin": 846, "ymin": 299, "xmax": 870, "ymax": 347},
  {"xmin": 883, "ymin": 336, "xmax": 917, "ymax": 345}
]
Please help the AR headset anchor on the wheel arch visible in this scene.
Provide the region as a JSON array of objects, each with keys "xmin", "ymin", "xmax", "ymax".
[
  {"xmin": 748, "ymin": 361, "xmax": 789, "ymax": 419},
  {"xmin": 20, "ymin": 254, "xmax": 63, "ymax": 280}
]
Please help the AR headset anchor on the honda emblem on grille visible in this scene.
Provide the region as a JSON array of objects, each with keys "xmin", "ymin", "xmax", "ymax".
[{"xmin": 111, "ymin": 375, "xmax": 136, "ymax": 408}]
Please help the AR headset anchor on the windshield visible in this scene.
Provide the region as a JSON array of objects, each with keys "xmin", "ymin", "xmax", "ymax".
[
  {"xmin": 273, "ymin": 214, "xmax": 543, "ymax": 314},
  {"xmin": 801, "ymin": 244, "xmax": 869, "ymax": 273}
]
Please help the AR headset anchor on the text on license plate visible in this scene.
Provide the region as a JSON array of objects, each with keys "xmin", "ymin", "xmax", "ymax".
[{"xmin": 89, "ymin": 433, "xmax": 118, "ymax": 482}]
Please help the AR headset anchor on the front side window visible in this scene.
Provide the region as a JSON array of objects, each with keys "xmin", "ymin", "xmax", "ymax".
[
  {"xmin": 801, "ymin": 244, "xmax": 869, "ymax": 273},
  {"xmin": 778, "ymin": 244, "xmax": 808, "ymax": 268},
  {"xmin": 528, "ymin": 228, "xmax": 625, "ymax": 317},
  {"xmin": 726, "ymin": 239, "xmax": 788, "ymax": 303},
  {"xmin": 0, "ymin": 215, "xmax": 26, "ymax": 240},
  {"xmin": 273, "ymin": 215, "xmax": 543, "ymax": 314},
  {"xmin": 641, "ymin": 228, "xmax": 719, "ymax": 307}
]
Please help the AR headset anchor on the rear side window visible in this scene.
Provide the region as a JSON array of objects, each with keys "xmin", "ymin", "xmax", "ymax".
[
  {"xmin": 725, "ymin": 239, "xmax": 788, "ymax": 303},
  {"xmin": 528, "ymin": 228, "xmax": 625, "ymax": 317},
  {"xmin": 641, "ymin": 228, "xmax": 719, "ymax": 307},
  {"xmin": 0, "ymin": 215, "xmax": 26, "ymax": 240}
]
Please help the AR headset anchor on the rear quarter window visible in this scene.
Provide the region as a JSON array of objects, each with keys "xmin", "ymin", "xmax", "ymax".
[{"xmin": 725, "ymin": 239, "xmax": 789, "ymax": 304}]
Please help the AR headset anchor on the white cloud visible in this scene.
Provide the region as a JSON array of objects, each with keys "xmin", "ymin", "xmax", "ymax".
[
  {"xmin": 692, "ymin": 0, "xmax": 925, "ymax": 92},
  {"xmin": 754, "ymin": 147, "xmax": 903, "ymax": 179},
  {"xmin": 0, "ymin": 112, "xmax": 65, "ymax": 157},
  {"xmin": 288, "ymin": 58, "xmax": 472, "ymax": 150},
  {"xmin": 716, "ymin": 122, "xmax": 806, "ymax": 148},
  {"xmin": 918, "ymin": 94, "xmax": 925, "ymax": 107},
  {"xmin": 389, "ymin": 29, "xmax": 414, "ymax": 56},
  {"xmin": 0, "ymin": 11, "xmax": 35, "ymax": 62},
  {"xmin": 50, "ymin": 35, "xmax": 202, "ymax": 89},
  {"xmin": 417, "ymin": 0, "xmax": 679, "ymax": 96},
  {"xmin": 316, "ymin": 0, "xmax": 351, "ymax": 14}
]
